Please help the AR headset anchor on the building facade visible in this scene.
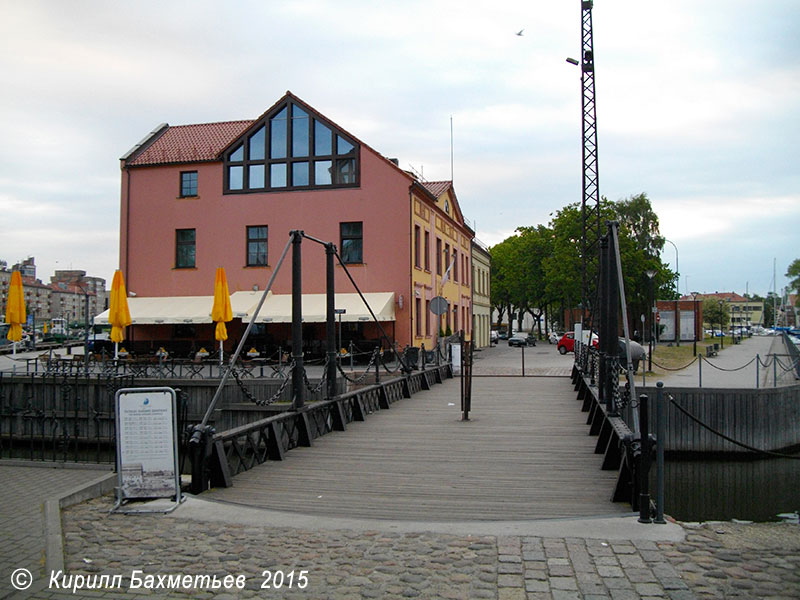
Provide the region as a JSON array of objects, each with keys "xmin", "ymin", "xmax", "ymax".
[
  {"xmin": 682, "ymin": 292, "xmax": 764, "ymax": 332},
  {"xmin": 471, "ymin": 240, "xmax": 491, "ymax": 348},
  {"xmin": 117, "ymin": 92, "xmax": 472, "ymax": 354}
]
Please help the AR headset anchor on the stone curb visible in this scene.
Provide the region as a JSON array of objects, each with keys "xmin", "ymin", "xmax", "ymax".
[{"xmin": 43, "ymin": 471, "xmax": 117, "ymax": 575}]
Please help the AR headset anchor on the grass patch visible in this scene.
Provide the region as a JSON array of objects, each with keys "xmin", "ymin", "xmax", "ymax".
[{"xmin": 645, "ymin": 336, "xmax": 730, "ymax": 376}]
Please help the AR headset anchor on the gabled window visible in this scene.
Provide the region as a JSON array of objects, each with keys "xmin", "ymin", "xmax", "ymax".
[{"xmin": 224, "ymin": 99, "xmax": 359, "ymax": 193}]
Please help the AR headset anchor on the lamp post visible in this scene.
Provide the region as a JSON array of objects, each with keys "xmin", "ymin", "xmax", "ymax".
[
  {"xmin": 646, "ymin": 269, "xmax": 657, "ymax": 371},
  {"xmin": 719, "ymin": 299, "xmax": 725, "ymax": 349},
  {"xmin": 691, "ymin": 291, "xmax": 699, "ymax": 356}
]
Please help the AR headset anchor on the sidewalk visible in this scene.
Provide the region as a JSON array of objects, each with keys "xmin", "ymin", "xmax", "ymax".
[
  {"xmin": 0, "ymin": 463, "xmax": 113, "ymax": 600},
  {"xmin": 647, "ymin": 335, "xmax": 790, "ymax": 388}
]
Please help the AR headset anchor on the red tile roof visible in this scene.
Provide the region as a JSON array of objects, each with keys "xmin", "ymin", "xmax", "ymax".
[
  {"xmin": 422, "ymin": 181, "xmax": 452, "ymax": 198},
  {"xmin": 126, "ymin": 120, "xmax": 254, "ymax": 167},
  {"xmin": 680, "ymin": 292, "xmax": 748, "ymax": 302}
]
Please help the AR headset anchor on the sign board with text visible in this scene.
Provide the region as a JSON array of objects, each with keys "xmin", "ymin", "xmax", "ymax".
[{"xmin": 114, "ymin": 387, "xmax": 181, "ymax": 506}]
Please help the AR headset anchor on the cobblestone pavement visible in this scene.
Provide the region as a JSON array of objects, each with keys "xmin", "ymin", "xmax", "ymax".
[{"xmin": 11, "ymin": 495, "xmax": 798, "ymax": 600}]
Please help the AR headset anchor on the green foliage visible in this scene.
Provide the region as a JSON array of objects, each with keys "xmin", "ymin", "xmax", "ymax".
[
  {"xmin": 786, "ymin": 258, "xmax": 800, "ymax": 301},
  {"xmin": 491, "ymin": 192, "xmax": 674, "ymax": 330},
  {"xmin": 445, "ymin": 325, "xmax": 452, "ymax": 337},
  {"xmin": 702, "ymin": 298, "xmax": 729, "ymax": 329}
]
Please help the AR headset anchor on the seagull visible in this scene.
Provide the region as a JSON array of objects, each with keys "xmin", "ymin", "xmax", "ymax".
[{"xmin": 515, "ymin": 29, "xmax": 524, "ymax": 36}]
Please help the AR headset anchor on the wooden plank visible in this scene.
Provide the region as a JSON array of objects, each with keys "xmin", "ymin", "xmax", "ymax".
[{"xmin": 206, "ymin": 376, "xmax": 630, "ymax": 520}]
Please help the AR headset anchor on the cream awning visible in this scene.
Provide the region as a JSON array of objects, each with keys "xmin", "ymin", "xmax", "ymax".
[
  {"xmin": 231, "ymin": 291, "xmax": 395, "ymax": 323},
  {"xmin": 94, "ymin": 292, "xmax": 395, "ymax": 325}
]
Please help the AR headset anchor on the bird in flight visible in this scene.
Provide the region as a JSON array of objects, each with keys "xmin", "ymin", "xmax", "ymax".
[{"xmin": 515, "ymin": 29, "xmax": 524, "ymax": 36}]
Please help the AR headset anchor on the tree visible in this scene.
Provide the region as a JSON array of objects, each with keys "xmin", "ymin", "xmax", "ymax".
[
  {"xmin": 702, "ymin": 299, "xmax": 729, "ymax": 332},
  {"xmin": 786, "ymin": 258, "xmax": 800, "ymax": 303},
  {"xmin": 489, "ymin": 239, "xmax": 514, "ymax": 330}
]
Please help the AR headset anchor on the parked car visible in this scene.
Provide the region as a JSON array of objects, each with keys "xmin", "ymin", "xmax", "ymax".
[
  {"xmin": 498, "ymin": 331, "xmax": 509, "ymax": 340},
  {"xmin": 508, "ymin": 332, "xmax": 536, "ymax": 347},
  {"xmin": 548, "ymin": 331, "xmax": 562, "ymax": 345},
  {"xmin": 557, "ymin": 331, "xmax": 599, "ymax": 354}
]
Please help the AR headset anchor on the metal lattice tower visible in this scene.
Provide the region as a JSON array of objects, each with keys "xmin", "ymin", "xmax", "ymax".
[{"xmin": 580, "ymin": 0, "xmax": 602, "ymax": 330}]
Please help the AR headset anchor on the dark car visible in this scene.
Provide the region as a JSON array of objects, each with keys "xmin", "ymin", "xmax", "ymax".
[{"xmin": 508, "ymin": 333, "xmax": 536, "ymax": 347}]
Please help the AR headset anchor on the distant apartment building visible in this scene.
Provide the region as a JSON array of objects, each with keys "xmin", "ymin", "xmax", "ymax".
[{"xmin": 0, "ymin": 258, "xmax": 106, "ymax": 326}]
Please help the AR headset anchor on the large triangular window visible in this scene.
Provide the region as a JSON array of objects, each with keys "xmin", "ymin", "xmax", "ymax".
[{"xmin": 223, "ymin": 99, "xmax": 359, "ymax": 193}]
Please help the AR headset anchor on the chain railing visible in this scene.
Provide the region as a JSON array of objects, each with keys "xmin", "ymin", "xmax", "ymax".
[
  {"xmin": 337, "ymin": 348, "xmax": 380, "ymax": 384},
  {"xmin": 229, "ymin": 361, "xmax": 295, "ymax": 407}
]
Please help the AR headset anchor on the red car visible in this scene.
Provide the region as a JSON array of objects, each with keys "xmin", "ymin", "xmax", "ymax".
[{"xmin": 557, "ymin": 331, "xmax": 599, "ymax": 355}]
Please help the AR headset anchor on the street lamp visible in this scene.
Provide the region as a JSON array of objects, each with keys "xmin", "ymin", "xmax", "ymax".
[
  {"xmin": 646, "ymin": 269, "xmax": 657, "ymax": 371},
  {"xmin": 690, "ymin": 291, "xmax": 699, "ymax": 356},
  {"xmin": 718, "ymin": 299, "xmax": 725, "ymax": 349}
]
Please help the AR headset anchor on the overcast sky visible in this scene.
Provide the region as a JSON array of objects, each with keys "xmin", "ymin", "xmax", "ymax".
[{"xmin": 1, "ymin": 0, "xmax": 797, "ymax": 298}]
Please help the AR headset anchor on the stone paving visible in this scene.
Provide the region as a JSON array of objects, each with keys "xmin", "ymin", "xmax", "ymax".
[
  {"xmin": 0, "ymin": 465, "xmax": 108, "ymax": 600},
  {"xmin": 4, "ymin": 493, "xmax": 796, "ymax": 599}
]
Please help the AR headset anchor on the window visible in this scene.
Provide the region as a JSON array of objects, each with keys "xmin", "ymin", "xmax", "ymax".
[
  {"xmin": 340, "ymin": 222, "xmax": 363, "ymax": 264},
  {"xmin": 424, "ymin": 231, "xmax": 430, "ymax": 271},
  {"xmin": 415, "ymin": 298, "xmax": 422, "ymax": 336},
  {"xmin": 246, "ymin": 226, "xmax": 268, "ymax": 266},
  {"xmin": 414, "ymin": 226, "xmax": 421, "ymax": 268},
  {"xmin": 436, "ymin": 238, "xmax": 442, "ymax": 274},
  {"xmin": 454, "ymin": 305, "xmax": 459, "ymax": 331},
  {"xmin": 425, "ymin": 300, "xmax": 431, "ymax": 335},
  {"xmin": 175, "ymin": 229, "xmax": 196, "ymax": 268},
  {"xmin": 180, "ymin": 171, "xmax": 198, "ymax": 197},
  {"xmin": 453, "ymin": 250, "xmax": 458, "ymax": 282},
  {"xmin": 224, "ymin": 99, "xmax": 359, "ymax": 193},
  {"xmin": 444, "ymin": 244, "xmax": 450, "ymax": 277}
]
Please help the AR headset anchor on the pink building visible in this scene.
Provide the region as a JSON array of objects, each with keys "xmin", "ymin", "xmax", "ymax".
[{"xmin": 116, "ymin": 92, "xmax": 473, "ymax": 355}]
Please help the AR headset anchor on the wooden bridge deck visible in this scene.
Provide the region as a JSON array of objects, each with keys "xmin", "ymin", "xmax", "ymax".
[{"xmin": 205, "ymin": 376, "xmax": 631, "ymax": 521}]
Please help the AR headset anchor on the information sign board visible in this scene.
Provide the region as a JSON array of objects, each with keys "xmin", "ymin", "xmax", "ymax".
[
  {"xmin": 451, "ymin": 342, "xmax": 462, "ymax": 374},
  {"xmin": 114, "ymin": 387, "xmax": 181, "ymax": 507}
]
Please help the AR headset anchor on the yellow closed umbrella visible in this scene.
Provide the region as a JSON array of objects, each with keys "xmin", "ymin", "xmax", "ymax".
[
  {"xmin": 211, "ymin": 267, "xmax": 232, "ymax": 367},
  {"xmin": 5, "ymin": 271, "xmax": 26, "ymax": 356},
  {"xmin": 109, "ymin": 270, "xmax": 131, "ymax": 358}
]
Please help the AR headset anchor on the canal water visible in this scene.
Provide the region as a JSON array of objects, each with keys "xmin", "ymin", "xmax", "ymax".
[{"xmin": 663, "ymin": 456, "xmax": 800, "ymax": 522}]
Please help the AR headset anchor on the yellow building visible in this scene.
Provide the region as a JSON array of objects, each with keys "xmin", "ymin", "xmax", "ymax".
[{"xmin": 410, "ymin": 181, "xmax": 473, "ymax": 350}]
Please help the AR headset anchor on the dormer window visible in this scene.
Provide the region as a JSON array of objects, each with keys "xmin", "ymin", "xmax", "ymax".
[{"xmin": 224, "ymin": 100, "xmax": 359, "ymax": 193}]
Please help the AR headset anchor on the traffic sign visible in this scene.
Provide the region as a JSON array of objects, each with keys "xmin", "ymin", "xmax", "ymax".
[{"xmin": 430, "ymin": 296, "xmax": 448, "ymax": 315}]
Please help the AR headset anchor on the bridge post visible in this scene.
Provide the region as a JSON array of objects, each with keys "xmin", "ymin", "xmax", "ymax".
[
  {"xmin": 291, "ymin": 231, "xmax": 305, "ymax": 411},
  {"xmin": 325, "ymin": 243, "xmax": 338, "ymax": 400},
  {"xmin": 637, "ymin": 393, "xmax": 652, "ymax": 523},
  {"xmin": 654, "ymin": 382, "xmax": 666, "ymax": 524}
]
